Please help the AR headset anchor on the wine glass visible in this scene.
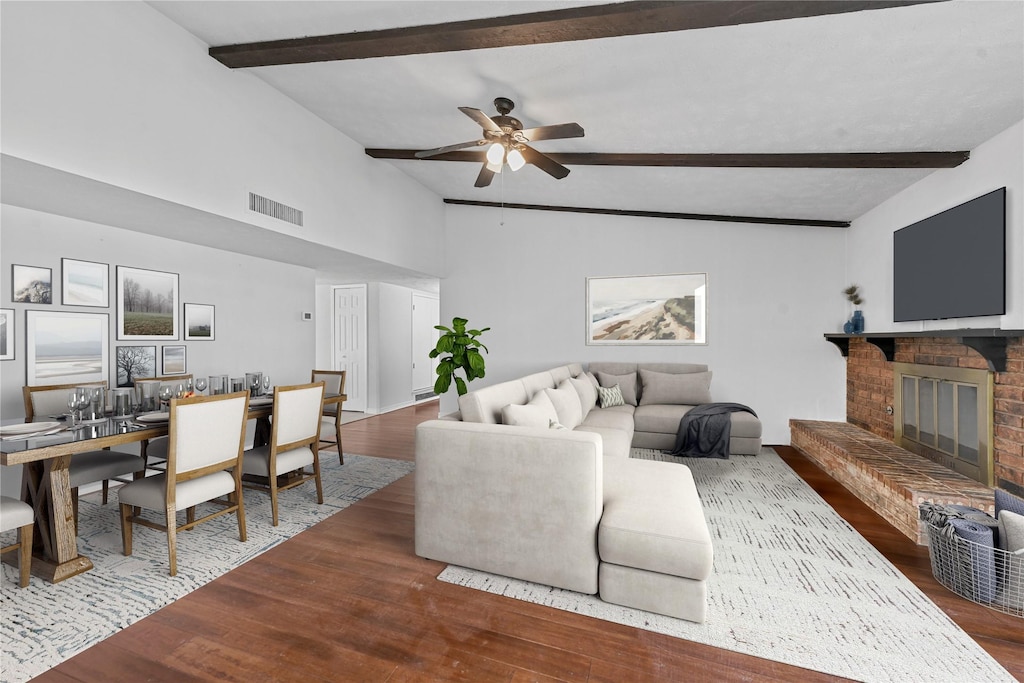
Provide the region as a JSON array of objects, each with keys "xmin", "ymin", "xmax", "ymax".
[
  {"xmin": 158, "ymin": 386, "xmax": 173, "ymax": 412},
  {"xmin": 75, "ymin": 391, "xmax": 91, "ymax": 422},
  {"xmin": 175, "ymin": 383, "xmax": 186, "ymax": 399},
  {"xmin": 194, "ymin": 377, "xmax": 208, "ymax": 395},
  {"xmin": 250, "ymin": 375, "xmax": 261, "ymax": 398},
  {"xmin": 262, "ymin": 375, "xmax": 271, "ymax": 396},
  {"xmin": 67, "ymin": 392, "xmax": 79, "ymax": 427}
]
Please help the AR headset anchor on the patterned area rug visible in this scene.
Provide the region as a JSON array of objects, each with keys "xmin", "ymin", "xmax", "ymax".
[
  {"xmin": 438, "ymin": 448, "xmax": 1013, "ymax": 683},
  {"xmin": 1, "ymin": 453, "xmax": 414, "ymax": 683}
]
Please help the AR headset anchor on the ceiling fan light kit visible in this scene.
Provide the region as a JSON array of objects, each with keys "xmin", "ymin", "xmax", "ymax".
[{"xmin": 417, "ymin": 97, "xmax": 585, "ymax": 188}]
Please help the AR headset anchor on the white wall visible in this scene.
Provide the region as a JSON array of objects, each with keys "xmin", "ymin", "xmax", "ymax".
[
  {"xmin": 440, "ymin": 206, "xmax": 849, "ymax": 444},
  {"xmin": 0, "ymin": 204, "xmax": 316, "ymax": 495},
  {"xmin": 0, "ymin": 1, "xmax": 444, "ymax": 278},
  {"xmin": 847, "ymin": 120, "xmax": 1024, "ymax": 332},
  {"xmin": 377, "ymin": 283, "xmax": 439, "ymax": 413}
]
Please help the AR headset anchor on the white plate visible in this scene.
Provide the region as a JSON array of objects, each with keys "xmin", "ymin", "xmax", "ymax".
[
  {"xmin": 135, "ymin": 412, "xmax": 170, "ymax": 423},
  {"xmin": 0, "ymin": 421, "xmax": 61, "ymax": 437}
]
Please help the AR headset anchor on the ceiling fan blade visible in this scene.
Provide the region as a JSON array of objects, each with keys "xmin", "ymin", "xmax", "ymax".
[
  {"xmin": 518, "ymin": 122, "xmax": 584, "ymax": 142},
  {"xmin": 519, "ymin": 144, "xmax": 570, "ymax": 179},
  {"xmin": 459, "ymin": 106, "xmax": 503, "ymax": 133},
  {"xmin": 415, "ymin": 139, "xmax": 487, "ymax": 158},
  {"xmin": 474, "ymin": 162, "xmax": 497, "ymax": 188}
]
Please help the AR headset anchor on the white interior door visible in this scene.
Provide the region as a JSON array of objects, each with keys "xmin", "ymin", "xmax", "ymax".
[
  {"xmin": 411, "ymin": 294, "xmax": 440, "ymax": 393},
  {"xmin": 333, "ymin": 284, "xmax": 367, "ymax": 412}
]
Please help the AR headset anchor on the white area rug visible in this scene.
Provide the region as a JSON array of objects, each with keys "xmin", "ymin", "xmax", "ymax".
[
  {"xmin": 438, "ymin": 448, "xmax": 1013, "ymax": 682},
  {"xmin": 0, "ymin": 453, "xmax": 414, "ymax": 683}
]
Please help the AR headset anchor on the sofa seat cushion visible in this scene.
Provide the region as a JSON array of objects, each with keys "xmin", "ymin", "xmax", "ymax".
[
  {"xmin": 574, "ymin": 425, "xmax": 632, "ymax": 459},
  {"xmin": 600, "ymin": 458, "xmax": 713, "ymax": 581},
  {"xmin": 634, "ymin": 404, "xmax": 762, "ymax": 439},
  {"xmin": 581, "ymin": 407, "xmax": 635, "ymax": 433}
]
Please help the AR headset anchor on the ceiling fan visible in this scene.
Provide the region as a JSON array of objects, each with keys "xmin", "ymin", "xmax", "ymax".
[{"xmin": 415, "ymin": 97, "xmax": 584, "ymax": 188}]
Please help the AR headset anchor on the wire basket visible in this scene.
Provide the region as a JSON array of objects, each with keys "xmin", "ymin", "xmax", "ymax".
[{"xmin": 924, "ymin": 520, "xmax": 1023, "ymax": 618}]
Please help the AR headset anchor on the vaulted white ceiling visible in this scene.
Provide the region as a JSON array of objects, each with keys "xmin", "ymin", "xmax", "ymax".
[{"xmin": 150, "ymin": 0, "xmax": 1022, "ymax": 226}]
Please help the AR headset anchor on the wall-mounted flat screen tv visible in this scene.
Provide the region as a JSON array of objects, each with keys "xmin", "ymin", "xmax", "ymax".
[{"xmin": 893, "ymin": 187, "xmax": 1006, "ymax": 322}]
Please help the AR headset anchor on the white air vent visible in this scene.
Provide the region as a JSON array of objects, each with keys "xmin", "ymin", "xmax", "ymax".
[{"xmin": 249, "ymin": 192, "xmax": 303, "ymax": 227}]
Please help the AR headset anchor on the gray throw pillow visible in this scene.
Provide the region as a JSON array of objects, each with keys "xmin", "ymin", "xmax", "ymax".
[
  {"xmin": 639, "ymin": 369, "xmax": 713, "ymax": 406},
  {"xmin": 998, "ymin": 509, "xmax": 1024, "ymax": 553},
  {"xmin": 596, "ymin": 371, "xmax": 639, "ymax": 406}
]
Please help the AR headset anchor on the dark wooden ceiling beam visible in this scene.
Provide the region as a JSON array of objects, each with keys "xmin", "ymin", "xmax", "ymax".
[
  {"xmin": 210, "ymin": 0, "xmax": 941, "ymax": 68},
  {"xmin": 443, "ymin": 199, "xmax": 850, "ymax": 228},
  {"xmin": 365, "ymin": 149, "xmax": 970, "ymax": 169}
]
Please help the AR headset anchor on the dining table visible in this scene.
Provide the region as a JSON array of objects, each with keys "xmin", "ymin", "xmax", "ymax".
[{"xmin": 0, "ymin": 400, "xmax": 274, "ymax": 584}]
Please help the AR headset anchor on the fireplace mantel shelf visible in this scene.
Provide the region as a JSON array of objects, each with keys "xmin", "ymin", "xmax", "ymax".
[{"xmin": 824, "ymin": 328, "xmax": 1024, "ymax": 372}]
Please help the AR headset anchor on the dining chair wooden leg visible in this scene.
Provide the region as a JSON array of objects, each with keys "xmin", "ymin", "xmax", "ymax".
[
  {"xmin": 186, "ymin": 506, "xmax": 195, "ymax": 527},
  {"xmin": 336, "ymin": 411, "xmax": 344, "ymax": 466},
  {"xmin": 234, "ymin": 485, "xmax": 247, "ymax": 542},
  {"xmin": 120, "ymin": 503, "xmax": 133, "ymax": 557},
  {"xmin": 165, "ymin": 504, "xmax": 178, "ymax": 577},
  {"xmin": 101, "ymin": 479, "xmax": 109, "ymax": 505},
  {"xmin": 18, "ymin": 522, "xmax": 33, "ymax": 587},
  {"xmin": 312, "ymin": 455, "xmax": 324, "ymax": 505},
  {"xmin": 72, "ymin": 487, "xmax": 80, "ymax": 535},
  {"xmin": 269, "ymin": 476, "xmax": 279, "ymax": 527}
]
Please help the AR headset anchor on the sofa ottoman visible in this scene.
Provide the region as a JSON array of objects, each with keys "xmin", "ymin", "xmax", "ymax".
[{"xmin": 598, "ymin": 457, "xmax": 713, "ymax": 622}]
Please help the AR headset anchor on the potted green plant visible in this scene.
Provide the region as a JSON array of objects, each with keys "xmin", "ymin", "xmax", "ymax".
[{"xmin": 430, "ymin": 317, "xmax": 490, "ymax": 396}]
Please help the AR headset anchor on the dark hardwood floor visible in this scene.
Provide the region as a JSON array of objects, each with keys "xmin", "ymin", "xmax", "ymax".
[{"xmin": 32, "ymin": 402, "xmax": 1023, "ymax": 682}]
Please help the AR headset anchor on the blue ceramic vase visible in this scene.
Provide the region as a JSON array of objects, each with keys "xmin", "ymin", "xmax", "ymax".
[{"xmin": 851, "ymin": 310, "xmax": 864, "ymax": 334}]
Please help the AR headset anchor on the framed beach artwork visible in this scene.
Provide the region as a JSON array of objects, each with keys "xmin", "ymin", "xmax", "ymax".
[
  {"xmin": 115, "ymin": 345, "xmax": 157, "ymax": 387},
  {"xmin": 184, "ymin": 303, "xmax": 215, "ymax": 341},
  {"xmin": 26, "ymin": 310, "xmax": 109, "ymax": 385},
  {"xmin": 586, "ymin": 273, "xmax": 708, "ymax": 345},
  {"xmin": 62, "ymin": 258, "xmax": 109, "ymax": 307},
  {"xmin": 161, "ymin": 345, "xmax": 186, "ymax": 375},
  {"xmin": 116, "ymin": 266, "xmax": 179, "ymax": 340},
  {"xmin": 12, "ymin": 264, "xmax": 52, "ymax": 304},
  {"xmin": 0, "ymin": 309, "xmax": 14, "ymax": 361}
]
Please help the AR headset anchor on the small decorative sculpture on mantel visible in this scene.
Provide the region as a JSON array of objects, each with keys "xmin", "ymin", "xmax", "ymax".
[{"xmin": 843, "ymin": 285, "xmax": 865, "ymax": 334}]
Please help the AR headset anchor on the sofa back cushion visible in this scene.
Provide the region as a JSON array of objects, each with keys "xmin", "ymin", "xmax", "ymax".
[
  {"xmin": 544, "ymin": 380, "xmax": 584, "ymax": 429},
  {"xmin": 639, "ymin": 369, "xmax": 713, "ymax": 405},
  {"xmin": 502, "ymin": 391, "xmax": 560, "ymax": 428},
  {"xmin": 596, "ymin": 371, "xmax": 640, "ymax": 406},
  {"xmin": 521, "ymin": 371, "xmax": 557, "ymax": 398},
  {"xmin": 636, "ymin": 362, "xmax": 708, "ymax": 375}
]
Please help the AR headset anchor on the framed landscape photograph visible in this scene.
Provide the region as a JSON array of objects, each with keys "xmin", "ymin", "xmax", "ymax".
[
  {"xmin": 0, "ymin": 309, "xmax": 14, "ymax": 361},
  {"xmin": 116, "ymin": 345, "xmax": 157, "ymax": 387},
  {"xmin": 12, "ymin": 264, "xmax": 52, "ymax": 304},
  {"xmin": 184, "ymin": 303, "xmax": 215, "ymax": 341},
  {"xmin": 587, "ymin": 273, "xmax": 708, "ymax": 345},
  {"xmin": 26, "ymin": 310, "xmax": 109, "ymax": 385},
  {"xmin": 161, "ymin": 345, "xmax": 186, "ymax": 375},
  {"xmin": 62, "ymin": 258, "xmax": 109, "ymax": 307},
  {"xmin": 116, "ymin": 266, "xmax": 179, "ymax": 340}
]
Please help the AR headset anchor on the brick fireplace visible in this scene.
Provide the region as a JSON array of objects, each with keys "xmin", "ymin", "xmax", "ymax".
[
  {"xmin": 844, "ymin": 335, "xmax": 1024, "ymax": 496},
  {"xmin": 791, "ymin": 332, "xmax": 1024, "ymax": 544}
]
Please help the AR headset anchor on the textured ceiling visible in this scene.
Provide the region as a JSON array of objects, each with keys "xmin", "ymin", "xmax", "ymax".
[{"xmin": 149, "ymin": 0, "xmax": 1023, "ymax": 224}]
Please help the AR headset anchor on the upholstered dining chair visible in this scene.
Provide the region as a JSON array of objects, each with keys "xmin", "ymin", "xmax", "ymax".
[
  {"xmin": 23, "ymin": 382, "xmax": 145, "ymax": 525},
  {"xmin": 133, "ymin": 374, "xmax": 194, "ymax": 471},
  {"xmin": 0, "ymin": 496, "xmax": 34, "ymax": 587},
  {"xmin": 311, "ymin": 369, "xmax": 345, "ymax": 465},
  {"xmin": 118, "ymin": 391, "xmax": 249, "ymax": 577},
  {"xmin": 242, "ymin": 382, "xmax": 325, "ymax": 526}
]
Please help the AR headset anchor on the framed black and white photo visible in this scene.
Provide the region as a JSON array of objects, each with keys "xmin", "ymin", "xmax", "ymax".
[
  {"xmin": 115, "ymin": 345, "xmax": 157, "ymax": 387},
  {"xmin": 62, "ymin": 258, "xmax": 109, "ymax": 307},
  {"xmin": 26, "ymin": 310, "xmax": 109, "ymax": 385},
  {"xmin": 184, "ymin": 303, "xmax": 215, "ymax": 341},
  {"xmin": 12, "ymin": 264, "xmax": 52, "ymax": 304},
  {"xmin": 161, "ymin": 345, "xmax": 186, "ymax": 375},
  {"xmin": 586, "ymin": 273, "xmax": 708, "ymax": 345},
  {"xmin": 0, "ymin": 309, "xmax": 14, "ymax": 361},
  {"xmin": 116, "ymin": 266, "xmax": 179, "ymax": 340}
]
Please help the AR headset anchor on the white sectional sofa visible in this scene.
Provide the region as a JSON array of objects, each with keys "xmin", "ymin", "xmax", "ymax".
[{"xmin": 414, "ymin": 362, "xmax": 762, "ymax": 623}]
